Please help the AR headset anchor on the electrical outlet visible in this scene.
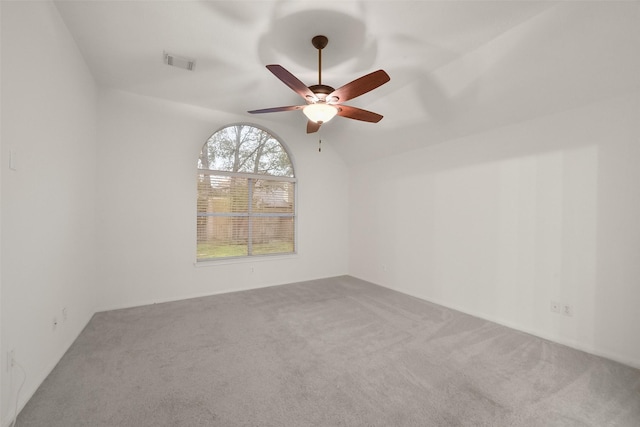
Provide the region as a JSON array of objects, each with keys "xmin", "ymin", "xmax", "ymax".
[
  {"xmin": 551, "ymin": 301, "xmax": 574, "ymax": 317},
  {"xmin": 563, "ymin": 304, "xmax": 574, "ymax": 317},
  {"xmin": 7, "ymin": 350, "xmax": 15, "ymax": 372}
]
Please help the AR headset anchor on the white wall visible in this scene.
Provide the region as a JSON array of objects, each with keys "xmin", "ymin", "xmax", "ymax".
[
  {"xmin": 1, "ymin": 1, "xmax": 98, "ymax": 423},
  {"xmin": 0, "ymin": 0, "xmax": 4, "ymax": 419},
  {"xmin": 349, "ymin": 91, "xmax": 640, "ymax": 368},
  {"xmin": 96, "ymin": 88, "xmax": 349, "ymax": 310}
]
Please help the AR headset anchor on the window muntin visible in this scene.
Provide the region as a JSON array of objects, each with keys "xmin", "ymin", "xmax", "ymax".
[{"xmin": 197, "ymin": 125, "xmax": 296, "ymax": 261}]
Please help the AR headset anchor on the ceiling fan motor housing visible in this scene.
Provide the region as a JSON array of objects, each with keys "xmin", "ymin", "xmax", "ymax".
[{"xmin": 308, "ymin": 84, "xmax": 337, "ymax": 102}]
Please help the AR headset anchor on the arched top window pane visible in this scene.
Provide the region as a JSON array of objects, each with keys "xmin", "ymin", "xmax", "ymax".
[{"xmin": 198, "ymin": 124, "xmax": 294, "ymax": 177}]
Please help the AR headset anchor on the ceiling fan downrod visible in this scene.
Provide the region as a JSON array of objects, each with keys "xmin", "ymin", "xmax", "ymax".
[
  {"xmin": 312, "ymin": 35, "xmax": 328, "ymax": 87},
  {"xmin": 308, "ymin": 36, "xmax": 335, "ymax": 103}
]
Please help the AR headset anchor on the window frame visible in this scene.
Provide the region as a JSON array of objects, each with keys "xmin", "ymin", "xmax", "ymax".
[{"xmin": 196, "ymin": 124, "xmax": 297, "ymax": 263}]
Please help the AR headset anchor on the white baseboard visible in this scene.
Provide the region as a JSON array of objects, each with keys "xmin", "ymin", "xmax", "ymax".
[{"xmin": 94, "ymin": 273, "xmax": 346, "ymax": 313}]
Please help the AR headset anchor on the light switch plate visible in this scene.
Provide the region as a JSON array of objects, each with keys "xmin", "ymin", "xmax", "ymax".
[{"xmin": 9, "ymin": 150, "xmax": 17, "ymax": 171}]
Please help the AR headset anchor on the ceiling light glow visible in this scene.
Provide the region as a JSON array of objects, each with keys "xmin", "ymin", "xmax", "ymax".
[{"xmin": 303, "ymin": 103, "xmax": 338, "ymax": 124}]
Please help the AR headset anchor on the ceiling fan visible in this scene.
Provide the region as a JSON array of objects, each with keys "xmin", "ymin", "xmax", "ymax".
[{"xmin": 248, "ymin": 35, "xmax": 390, "ymax": 134}]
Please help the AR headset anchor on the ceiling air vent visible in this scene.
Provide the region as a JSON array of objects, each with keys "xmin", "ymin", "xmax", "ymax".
[{"xmin": 163, "ymin": 51, "xmax": 196, "ymax": 71}]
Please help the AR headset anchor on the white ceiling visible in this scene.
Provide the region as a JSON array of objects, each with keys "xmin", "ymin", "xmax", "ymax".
[{"xmin": 54, "ymin": 0, "xmax": 640, "ymax": 165}]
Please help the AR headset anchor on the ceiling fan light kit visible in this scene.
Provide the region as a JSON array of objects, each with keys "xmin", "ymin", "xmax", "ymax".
[
  {"xmin": 248, "ymin": 35, "xmax": 390, "ymax": 133},
  {"xmin": 303, "ymin": 103, "xmax": 338, "ymax": 124}
]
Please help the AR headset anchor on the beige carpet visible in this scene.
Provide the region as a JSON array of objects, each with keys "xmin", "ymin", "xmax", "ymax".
[{"xmin": 17, "ymin": 276, "xmax": 640, "ymax": 426}]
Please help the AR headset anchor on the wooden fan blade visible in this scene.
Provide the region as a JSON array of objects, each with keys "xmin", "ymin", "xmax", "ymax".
[
  {"xmin": 307, "ymin": 120, "xmax": 321, "ymax": 134},
  {"xmin": 247, "ymin": 105, "xmax": 304, "ymax": 114},
  {"xmin": 337, "ymin": 105, "xmax": 383, "ymax": 123},
  {"xmin": 266, "ymin": 65, "xmax": 316, "ymax": 100},
  {"xmin": 328, "ymin": 70, "xmax": 390, "ymax": 103}
]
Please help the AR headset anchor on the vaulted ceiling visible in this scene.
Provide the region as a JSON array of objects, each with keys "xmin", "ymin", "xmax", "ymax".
[{"xmin": 54, "ymin": 1, "xmax": 640, "ymax": 165}]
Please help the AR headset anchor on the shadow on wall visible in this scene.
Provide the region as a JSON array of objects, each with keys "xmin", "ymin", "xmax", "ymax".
[
  {"xmin": 350, "ymin": 91, "xmax": 640, "ymax": 367},
  {"xmin": 381, "ymin": 143, "xmax": 598, "ymax": 344}
]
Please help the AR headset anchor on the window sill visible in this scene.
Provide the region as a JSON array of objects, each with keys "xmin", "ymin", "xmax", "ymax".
[{"xmin": 193, "ymin": 253, "xmax": 298, "ymax": 268}]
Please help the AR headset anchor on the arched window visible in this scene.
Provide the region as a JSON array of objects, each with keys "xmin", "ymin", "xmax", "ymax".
[{"xmin": 196, "ymin": 124, "xmax": 296, "ymax": 261}]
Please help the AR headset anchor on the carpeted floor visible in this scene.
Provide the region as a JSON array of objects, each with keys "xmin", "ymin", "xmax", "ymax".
[{"xmin": 16, "ymin": 276, "xmax": 640, "ymax": 426}]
